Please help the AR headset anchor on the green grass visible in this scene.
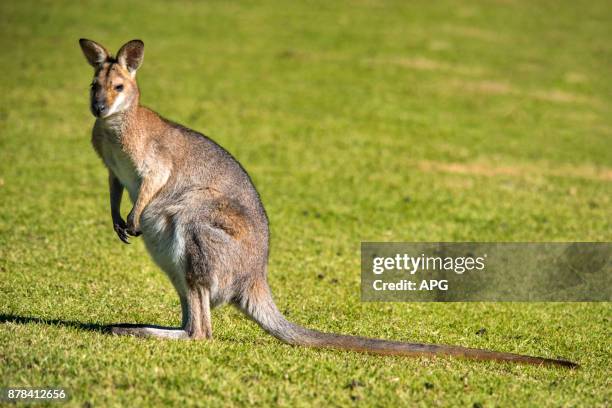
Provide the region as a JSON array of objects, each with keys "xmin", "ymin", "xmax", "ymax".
[{"xmin": 1, "ymin": 0, "xmax": 611, "ymax": 406}]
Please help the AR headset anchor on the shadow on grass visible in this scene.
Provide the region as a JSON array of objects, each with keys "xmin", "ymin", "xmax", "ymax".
[{"xmin": 0, "ymin": 314, "xmax": 179, "ymax": 334}]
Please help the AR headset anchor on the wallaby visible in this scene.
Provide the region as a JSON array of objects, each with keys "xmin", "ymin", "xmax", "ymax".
[{"xmin": 79, "ymin": 38, "xmax": 576, "ymax": 368}]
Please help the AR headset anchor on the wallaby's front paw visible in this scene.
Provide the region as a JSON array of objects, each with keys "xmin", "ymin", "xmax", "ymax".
[
  {"xmin": 113, "ymin": 218, "xmax": 130, "ymax": 244},
  {"xmin": 127, "ymin": 227, "xmax": 142, "ymax": 237},
  {"xmin": 126, "ymin": 212, "xmax": 142, "ymax": 237}
]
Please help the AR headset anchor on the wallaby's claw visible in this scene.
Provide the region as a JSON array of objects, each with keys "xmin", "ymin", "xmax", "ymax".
[
  {"xmin": 113, "ymin": 219, "xmax": 130, "ymax": 244},
  {"xmin": 127, "ymin": 228, "xmax": 141, "ymax": 237}
]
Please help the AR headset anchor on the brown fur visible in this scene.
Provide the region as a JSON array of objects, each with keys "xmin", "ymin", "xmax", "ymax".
[{"xmin": 79, "ymin": 39, "xmax": 578, "ymax": 368}]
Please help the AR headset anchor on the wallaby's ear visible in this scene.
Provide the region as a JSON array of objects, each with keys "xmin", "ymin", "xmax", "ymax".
[
  {"xmin": 117, "ymin": 40, "xmax": 144, "ymax": 76},
  {"xmin": 79, "ymin": 39, "xmax": 110, "ymax": 68}
]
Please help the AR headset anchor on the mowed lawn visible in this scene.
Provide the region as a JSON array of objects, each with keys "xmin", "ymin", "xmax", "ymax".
[{"xmin": 1, "ymin": 0, "xmax": 611, "ymax": 406}]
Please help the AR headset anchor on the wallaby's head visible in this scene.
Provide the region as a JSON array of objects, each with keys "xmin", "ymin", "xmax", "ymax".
[{"xmin": 79, "ymin": 39, "xmax": 144, "ymax": 118}]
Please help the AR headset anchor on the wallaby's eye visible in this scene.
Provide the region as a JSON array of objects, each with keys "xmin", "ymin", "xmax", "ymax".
[{"xmin": 114, "ymin": 84, "xmax": 124, "ymax": 92}]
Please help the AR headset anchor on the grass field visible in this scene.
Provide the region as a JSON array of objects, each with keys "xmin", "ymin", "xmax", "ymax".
[{"xmin": 1, "ymin": 0, "xmax": 611, "ymax": 406}]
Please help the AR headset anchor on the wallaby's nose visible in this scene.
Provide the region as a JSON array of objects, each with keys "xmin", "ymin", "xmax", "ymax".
[{"xmin": 93, "ymin": 102, "xmax": 107, "ymax": 117}]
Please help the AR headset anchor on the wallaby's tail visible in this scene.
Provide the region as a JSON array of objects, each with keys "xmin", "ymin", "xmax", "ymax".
[{"xmin": 238, "ymin": 283, "xmax": 578, "ymax": 368}]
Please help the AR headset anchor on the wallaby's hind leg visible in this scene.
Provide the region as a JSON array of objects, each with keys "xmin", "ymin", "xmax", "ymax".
[
  {"xmin": 109, "ymin": 286, "xmax": 212, "ymax": 340},
  {"xmin": 184, "ymin": 286, "xmax": 213, "ymax": 339},
  {"xmin": 180, "ymin": 294, "xmax": 189, "ymax": 328}
]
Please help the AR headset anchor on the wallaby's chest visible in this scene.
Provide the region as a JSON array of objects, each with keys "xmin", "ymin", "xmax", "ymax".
[{"xmin": 96, "ymin": 129, "xmax": 142, "ymax": 202}]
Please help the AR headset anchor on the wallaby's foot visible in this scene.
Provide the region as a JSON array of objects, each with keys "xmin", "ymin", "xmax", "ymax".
[
  {"xmin": 187, "ymin": 328, "xmax": 212, "ymax": 340},
  {"xmin": 109, "ymin": 324, "xmax": 190, "ymax": 339}
]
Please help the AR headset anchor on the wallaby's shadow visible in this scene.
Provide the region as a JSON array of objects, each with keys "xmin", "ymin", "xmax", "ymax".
[{"xmin": 0, "ymin": 314, "xmax": 178, "ymax": 334}]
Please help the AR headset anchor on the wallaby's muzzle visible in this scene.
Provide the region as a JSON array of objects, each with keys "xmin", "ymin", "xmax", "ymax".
[{"xmin": 91, "ymin": 101, "xmax": 107, "ymax": 117}]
